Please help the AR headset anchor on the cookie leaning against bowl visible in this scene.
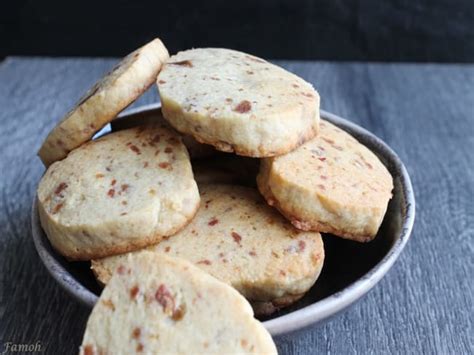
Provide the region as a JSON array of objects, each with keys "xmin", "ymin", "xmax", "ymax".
[
  {"xmin": 38, "ymin": 38, "xmax": 169, "ymax": 167},
  {"xmin": 37, "ymin": 123, "xmax": 200, "ymax": 260},
  {"xmin": 257, "ymin": 120, "xmax": 393, "ymax": 242},
  {"xmin": 80, "ymin": 252, "xmax": 277, "ymax": 354},
  {"xmin": 92, "ymin": 184, "xmax": 324, "ymax": 315},
  {"xmin": 157, "ymin": 48, "xmax": 320, "ymax": 157}
]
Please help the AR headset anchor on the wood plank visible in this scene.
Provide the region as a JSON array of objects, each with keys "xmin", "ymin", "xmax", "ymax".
[{"xmin": 0, "ymin": 57, "xmax": 472, "ymax": 354}]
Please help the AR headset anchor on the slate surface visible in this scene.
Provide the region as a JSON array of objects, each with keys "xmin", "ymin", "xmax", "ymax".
[{"xmin": 0, "ymin": 57, "xmax": 472, "ymax": 354}]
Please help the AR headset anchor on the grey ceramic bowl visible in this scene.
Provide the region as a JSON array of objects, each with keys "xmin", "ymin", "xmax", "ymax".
[{"xmin": 31, "ymin": 103, "xmax": 415, "ymax": 337}]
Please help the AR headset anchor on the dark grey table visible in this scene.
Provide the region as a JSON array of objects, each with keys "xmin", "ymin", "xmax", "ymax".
[{"xmin": 0, "ymin": 57, "xmax": 472, "ymax": 355}]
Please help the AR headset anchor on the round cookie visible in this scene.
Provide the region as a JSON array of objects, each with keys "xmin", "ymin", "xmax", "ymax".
[
  {"xmin": 257, "ymin": 120, "xmax": 393, "ymax": 242},
  {"xmin": 251, "ymin": 293, "xmax": 305, "ymax": 316},
  {"xmin": 92, "ymin": 184, "xmax": 324, "ymax": 313},
  {"xmin": 38, "ymin": 38, "xmax": 169, "ymax": 167},
  {"xmin": 157, "ymin": 48, "xmax": 320, "ymax": 157},
  {"xmin": 37, "ymin": 123, "xmax": 200, "ymax": 260},
  {"xmin": 111, "ymin": 107, "xmax": 218, "ymax": 159},
  {"xmin": 81, "ymin": 252, "xmax": 277, "ymax": 355}
]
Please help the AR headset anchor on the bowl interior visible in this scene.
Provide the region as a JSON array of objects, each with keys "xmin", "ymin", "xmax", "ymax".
[{"xmin": 32, "ymin": 104, "xmax": 414, "ymax": 334}]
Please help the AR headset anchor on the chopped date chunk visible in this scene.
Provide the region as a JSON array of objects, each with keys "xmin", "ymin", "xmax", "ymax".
[
  {"xmin": 52, "ymin": 203, "xmax": 64, "ymax": 214},
  {"xmin": 172, "ymin": 303, "xmax": 186, "ymax": 321},
  {"xmin": 233, "ymin": 100, "xmax": 252, "ymax": 113},
  {"xmin": 155, "ymin": 284, "xmax": 173, "ymax": 307},
  {"xmin": 298, "ymin": 240, "xmax": 306, "ymax": 252},
  {"xmin": 130, "ymin": 285, "xmax": 139, "ymax": 300},
  {"xmin": 117, "ymin": 265, "xmax": 126, "ymax": 275},
  {"xmin": 197, "ymin": 259, "xmax": 212, "ymax": 265},
  {"xmin": 129, "ymin": 144, "xmax": 141, "ymax": 154},
  {"xmin": 132, "ymin": 327, "xmax": 141, "ymax": 339},
  {"xmin": 208, "ymin": 217, "xmax": 219, "ymax": 226},
  {"xmin": 54, "ymin": 182, "xmax": 68, "ymax": 195},
  {"xmin": 102, "ymin": 299, "xmax": 115, "ymax": 311},
  {"xmin": 231, "ymin": 232, "xmax": 242, "ymax": 244},
  {"xmin": 155, "ymin": 284, "xmax": 176, "ymax": 315},
  {"xmin": 83, "ymin": 345, "xmax": 94, "ymax": 355}
]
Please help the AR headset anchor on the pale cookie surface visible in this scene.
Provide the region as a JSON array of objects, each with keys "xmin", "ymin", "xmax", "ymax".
[
  {"xmin": 111, "ymin": 107, "xmax": 217, "ymax": 159},
  {"xmin": 38, "ymin": 38, "xmax": 169, "ymax": 167},
  {"xmin": 157, "ymin": 48, "xmax": 320, "ymax": 157},
  {"xmin": 257, "ymin": 120, "xmax": 393, "ymax": 242},
  {"xmin": 92, "ymin": 184, "xmax": 324, "ymax": 309},
  {"xmin": 37, "ymin": 124, "xmax": 200, "ymax": 260},
  {"xmin": 81, "ymin": 252, "xmax": 277, "ymax": 355}
]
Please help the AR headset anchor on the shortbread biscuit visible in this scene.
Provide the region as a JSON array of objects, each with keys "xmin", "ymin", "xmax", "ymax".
[
  {"xmin": 38, "ymin": 38, "xmax": 169, "ymax": 166},
  {"xmin": 37, "ymin": 124, "xmax": 200, "ymax": 260},
  {"xmin": 81, "ymin": 252, "xmax": 277, "ymax": 354},
  {"xmin": 157, "ymin": 48, "xmax": 320, "ymax": 157},
  {"xmin": 257, "ymin": 120, "xmax": 393, "ymax": 242},
  {"xmin": 251, "ymin": 293, "xmax": 305, "ymax": 316},
  {"xmin": 111, "ymin": 107, "xmax": 217, "ymax": 159},
  {"xmin": 92, "ymin": 184, "xmax": 324, "ymax": 312}
]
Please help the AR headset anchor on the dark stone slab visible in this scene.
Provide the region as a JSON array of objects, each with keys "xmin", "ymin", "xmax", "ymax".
[{"xmin": 0, "ymin": 57, "xmax": 472, "ymax": 354}]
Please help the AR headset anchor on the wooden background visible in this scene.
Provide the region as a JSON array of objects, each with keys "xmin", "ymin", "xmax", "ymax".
[{"xmin": 0, "ymin": 57, "xmax": 473, "ymax": 354}]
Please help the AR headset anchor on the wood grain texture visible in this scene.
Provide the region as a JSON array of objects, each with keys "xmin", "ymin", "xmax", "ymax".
[{"xmin": 0, "ymin": 58, "xmax": 472, "ymax": 354}]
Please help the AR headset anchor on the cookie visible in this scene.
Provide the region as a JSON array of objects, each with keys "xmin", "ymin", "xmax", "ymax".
[
  {"xmin": 111, "ymin": 107, "xmax": 217, "ymax": 159},
  {"xmin": 38, "ymin": 38, "xmax": 169, "ymax": 167},
  {"xmin": 37, "ymin": 123, "xmax": 200, "ymax": 260},
  {"xmin": 81, "ymin": 252, "xmax": 277, "ymax": 354},
  {"xmin": 157, "ymin": 48, "xmax": 320, "ymax": 157},
  {"xmin": 257, "ymin": 120, "xmax": 393, "ymax": 242},
  {"xmin": 92, "ymin": 184, "xmax": 324, "ymax": 313},
  {"xmin": 251, "ymin": 293, "xmax": 304, "ymax": 316}
]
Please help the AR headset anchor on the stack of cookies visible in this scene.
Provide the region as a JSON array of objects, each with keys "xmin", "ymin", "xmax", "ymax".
[{"xmin": 36, "ymin": 38, "xmax": 393, "ymax": 354}]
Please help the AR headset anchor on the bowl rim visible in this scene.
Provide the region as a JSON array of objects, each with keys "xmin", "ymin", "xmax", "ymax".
[{"xmin": 31, "ymin": 103, "xmax": 415, "ymax": 336}]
